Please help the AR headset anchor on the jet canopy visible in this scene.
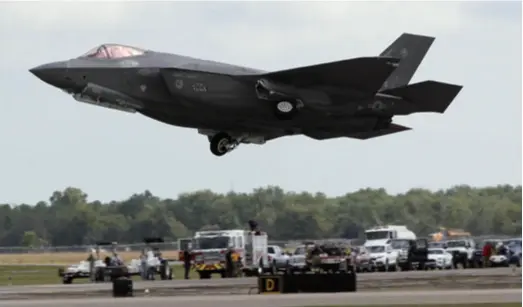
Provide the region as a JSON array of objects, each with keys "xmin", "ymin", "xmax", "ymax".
[{"xmin": 79, "ymin": 44, "xmax": 146, "ymax": 59}]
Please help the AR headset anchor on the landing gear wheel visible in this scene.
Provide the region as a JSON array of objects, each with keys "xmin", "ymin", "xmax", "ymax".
[
  {"xmin": 274, "ymin": 100, "xmax": 297, "ymax": 120},
  {"xmin": 210, "ymin": 132, "xmax": 232, "ymax": 156}
]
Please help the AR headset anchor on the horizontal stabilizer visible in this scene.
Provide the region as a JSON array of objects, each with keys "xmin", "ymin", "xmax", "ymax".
[
  {"xmin": 381, "ymin": 81, "xmax": 463, "ymax": 113},
  {"xmin": 262, "ymin": 56, "xmax": 400, "ymax": 94},
  {"xmin": 347, "ymin": 123, "xmax": 412, "ymax": 140}
]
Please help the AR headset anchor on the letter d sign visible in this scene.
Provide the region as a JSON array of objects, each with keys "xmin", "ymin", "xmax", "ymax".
[{"xmin": 265, "ymin": 278, "xmax": 275, "ymax": 292}]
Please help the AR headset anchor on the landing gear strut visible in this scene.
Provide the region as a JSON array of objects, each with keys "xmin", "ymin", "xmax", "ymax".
[{"xmin": 209, "ymin": 132, "xmax": 239, "ymax": 156}]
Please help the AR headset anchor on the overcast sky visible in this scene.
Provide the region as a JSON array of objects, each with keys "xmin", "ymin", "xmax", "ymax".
[{"xmin": 0, "ymin": 1, "xmax": 521, "ymax": 205}]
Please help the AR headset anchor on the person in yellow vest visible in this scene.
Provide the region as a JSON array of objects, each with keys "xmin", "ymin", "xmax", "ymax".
[
  {"xmin": 231, "ymin": 250, "xmax": 240, "ymax": 277},
  {"xmin": 342, "ymin": 246, "xmax": 352, "ymax": 271}
]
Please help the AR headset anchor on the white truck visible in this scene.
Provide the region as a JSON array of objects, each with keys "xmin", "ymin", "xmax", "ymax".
[
  {"xmin": 267, "ymin": 245, "xmax": 291, "ymax": 272},
  {"xmin": 191, "ymin": 229, "xmax": 269, "ymax": 279},
  {"xmin": 445, "ymin": 238, "xmax": 475, "ymax": 268},
  {"xmin": 288, "ymin": 245, "xmax": 309, "ymax": 272},
  {"xmin": 364, "ymin": 225, "xmax": 416, "ymax": 247}
]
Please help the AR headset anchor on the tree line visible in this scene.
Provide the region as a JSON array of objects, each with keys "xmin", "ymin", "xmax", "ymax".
[{"xmin": 1, "ymin": 185, "xmax": 520, "ymax": 247}]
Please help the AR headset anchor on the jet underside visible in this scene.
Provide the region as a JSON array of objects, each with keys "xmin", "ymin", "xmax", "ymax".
[{"xmin": 29, "ymin": 34, "xmax": 463, "ymax": 156}]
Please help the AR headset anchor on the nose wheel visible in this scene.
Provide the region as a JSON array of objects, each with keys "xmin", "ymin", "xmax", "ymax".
[{"xmin": 209, "ymin": 132, "xmax": 239, "ymax": 156}]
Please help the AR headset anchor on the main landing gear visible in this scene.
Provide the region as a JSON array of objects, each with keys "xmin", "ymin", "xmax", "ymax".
[
  {"xmin": 274, "ymin": 100, "xmax": 298, "ymax": 120},
  {"xmin": 209, "ymin": 132, "xmax": 240, "ymax": 156}
]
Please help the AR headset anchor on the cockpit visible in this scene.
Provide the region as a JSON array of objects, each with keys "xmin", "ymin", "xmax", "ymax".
[{"xmin": 79, "ymin": 44, "xmax": 146, "ymax": 59}]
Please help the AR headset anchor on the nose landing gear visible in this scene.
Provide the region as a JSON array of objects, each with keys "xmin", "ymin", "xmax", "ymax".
[{"xmin": 209, "ymin": 132, "xmax": 240, "ymax": 156}]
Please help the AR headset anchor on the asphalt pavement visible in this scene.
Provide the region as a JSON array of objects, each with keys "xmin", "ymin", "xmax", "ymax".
[{"xmin": 0, "ymin": 289, "xmax": 520, "ymax": 307}]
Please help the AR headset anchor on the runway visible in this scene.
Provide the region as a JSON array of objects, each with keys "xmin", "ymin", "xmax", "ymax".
[
  {"xmin": 0, "ymin": 289, "xmax": 520, "ymax": 306},
  {"xmin": 0, "ymin": 267, "xmax": 518, "ymax": 295}
]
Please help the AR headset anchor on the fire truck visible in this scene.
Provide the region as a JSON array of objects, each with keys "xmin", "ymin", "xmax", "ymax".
[{"xmin": 191, "ymin": 229, "xmax": 268, "ymax": 279}]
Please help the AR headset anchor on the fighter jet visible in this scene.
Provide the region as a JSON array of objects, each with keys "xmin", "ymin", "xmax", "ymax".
[{"xmin": 30, "ymin": 33, "xmax": 462, "ymax": 157}]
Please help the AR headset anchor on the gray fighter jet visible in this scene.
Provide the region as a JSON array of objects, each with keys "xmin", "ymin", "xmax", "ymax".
[{"xmin": 30, "ymin": 33, "xmax": 462, "ymax": 157}]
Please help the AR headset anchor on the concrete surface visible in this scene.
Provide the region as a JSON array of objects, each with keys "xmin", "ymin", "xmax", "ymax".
[
  {"xmin": 0, "ymin": 267, "xmax": 519, "ymax": 295},
  {"xmin": 0, "ymin": 289, "xmax": 520, "ymax": 306}
]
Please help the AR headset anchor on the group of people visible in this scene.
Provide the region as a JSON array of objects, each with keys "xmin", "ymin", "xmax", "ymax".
[{"xmin": 85, "ymin": 248, "xmax": 123, "ymax": 281}]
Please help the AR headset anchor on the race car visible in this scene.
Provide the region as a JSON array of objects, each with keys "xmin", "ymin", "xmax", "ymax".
[
  {"xmin": 58, "ymin": 258, "xmax": 139, "ymax": 284},
  {"xmin": 58, "ymin": 241, "xmax": 138, "ymax": 284}
]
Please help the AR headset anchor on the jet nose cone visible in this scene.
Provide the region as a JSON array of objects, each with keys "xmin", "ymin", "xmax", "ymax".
[{"xmin": 29, "ymin": 61, "xmax": 70, "ymax": 88}]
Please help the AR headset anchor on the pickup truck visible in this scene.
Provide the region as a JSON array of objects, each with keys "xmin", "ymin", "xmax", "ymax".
[
  {"xmin": 267, "ymin": 245, "xmax": 291, "ymax": 273},
  {"xmin": 445, "ymin": 239, "xmax": 475, "ymax": 268},
  {"xmin": 288, "ymin": 245, "xmax": 309, "ymax": 272}
]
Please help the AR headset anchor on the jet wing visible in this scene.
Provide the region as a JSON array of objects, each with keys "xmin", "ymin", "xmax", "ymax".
[
  {"xmin": 305, "ymin": 123, "xmax": 411, "ymax": 140},
  {"xmin": 261, "ymin": 56, "xmax": 400, "ymax": 94}
]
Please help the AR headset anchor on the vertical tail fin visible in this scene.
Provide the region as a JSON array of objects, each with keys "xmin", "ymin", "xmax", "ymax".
[{"xmin": 379, "ymin": 33, "xmax": 435, "ymax": 91}]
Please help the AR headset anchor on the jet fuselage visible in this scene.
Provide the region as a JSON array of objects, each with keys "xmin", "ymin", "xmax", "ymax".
[{"xmin": 29, "ymin": 35, "xmax": 463, "ymax": 156}]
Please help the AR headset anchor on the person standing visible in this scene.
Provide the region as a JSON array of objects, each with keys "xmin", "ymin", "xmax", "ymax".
[
  {"xmin": 482, "ymin": 242, "xmax": 492, "ymax": 268},
  {"xmin": 183, "ymin": 245, "xmax": 192, "ymax": 280},
  {"xmin": 87, "ymin": 251, "xmax": 95, "ymax": 282},
  {"xmin": 140, "ymin": 249, "xmax": 147, "ymax": 280},
  {"xmin": 225, "ymin": 246, "xmax": 234, "ymax": 278}
]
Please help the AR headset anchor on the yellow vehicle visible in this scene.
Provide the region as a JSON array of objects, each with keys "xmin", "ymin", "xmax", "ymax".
[{"xmin": 431, "ymin": 227, "xmax": 471, "ymax": 242}]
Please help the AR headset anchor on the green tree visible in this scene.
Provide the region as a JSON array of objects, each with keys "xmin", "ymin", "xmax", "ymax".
[
  {"xmin": 21, "ymin": 231, "xmax": 39, "ymax": 247},
  {"xmin": 0, "ymin": 184, "xmax": 520, "ymax": 246}
]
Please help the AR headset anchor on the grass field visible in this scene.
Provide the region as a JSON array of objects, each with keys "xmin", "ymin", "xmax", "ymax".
[
  {"xmin": 305, "ymin": 305, "xmax": 520, "ymax": 307},
  {"xmin": 0, "ymin": 250, "xmax": 181, "ymax": 265},
  {"xmin": 0, "ymin": 264, "xmax": 198, "ymax": 286}
]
